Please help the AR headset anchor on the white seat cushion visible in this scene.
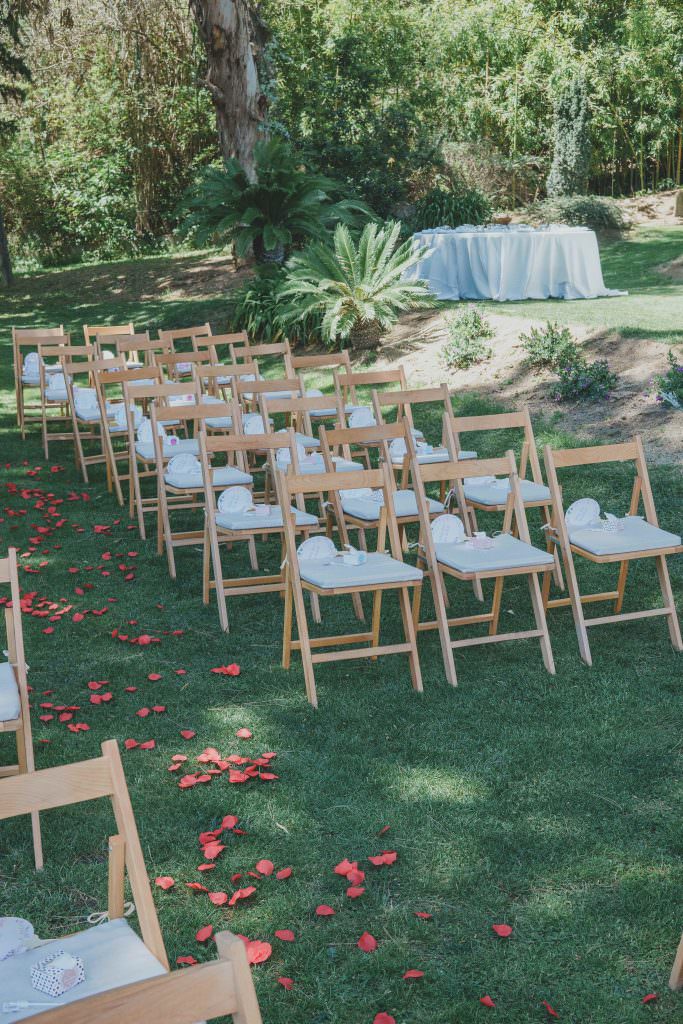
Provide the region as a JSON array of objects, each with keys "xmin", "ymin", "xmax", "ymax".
[
  {"xmin": 390, "ymin": 447, "xmax": 477, "ymax": 466},
  {"xmin": 274, "ymin": 429, "xmax": 318, "ymax": 449},
  {"xmin": 128, "ymin": 378, "xmax": 156, "ymax": 388},
  {"xmin": 205, "ymin": 414, "xmax": 233, "ymax": 429},
  {"xmin": 215, "ymin": 504, "xmax": 317, "ymax": 532},
  {"xmin": 290, "ymin": 455, "xmax": 361, "ymax": 475},
  {"xmin": 165, "ymin": 465, "xmax": 252, "ymax": 489},
  {"xmin": 44, "ymin": 385, "xmax": 69, "ymax": 402},
  {"xmin": 0, "ymin": 918, "xmax": 166, "ymax": 1022},
  {"xmin": 341, "ymin": 489, "xmax": 444, "ymax": 522},
  {"xmin": 135, "ymin": 438, "xmax": 199, "ymax": 461},
  {"xmin": 568, "ymin": 517, "xmax": 681, "ymax": 557},
  {"xmin": 0, "ymin": 662, "xmax": 20, "ymax": 722},
  {"xmin": 299, "ymin": 551, "xmax": 423, "ymax": 589},
  {"xmin": 463, "ymin": 478, "xmax": 551, "ymax": 506},
  {"xmin": 436, "ymin": 533, "xmax": 555, "ymax": 575},
  {"xmin": 309, "ymin": 403, "xmax": 364, "ymax": 419}
]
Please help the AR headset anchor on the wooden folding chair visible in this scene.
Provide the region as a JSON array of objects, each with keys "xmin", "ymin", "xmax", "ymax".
[
  {"xmin": 36, "ymin": 343, "xmax": 95, "ymax": 461},
  {"xmin": 447, "ymin": 408, "xmax": 563, "ymax": 589},
  {"xmin": 62, "ymin": 354, "xmax": 125, "ymax": 484},
  {"xmin": 0, "ymin": 547, "xmax": 42, "ymax": 870},
  {"xmin": 200, "ymin": 426, "xmax": 319, "ymax": 632},
  {"xmin": 110, "ymin": 333, "xmax": 173, "ymax": 372},
  {"xmin": 153, "ymin": 348, "xmax": 214, "ymax": 384},
  {"xmin": 152, "ymin": 397, "xmax": 253, "ymax": 578},
  {"xmin": 83, "ymin": 322, "xmax": 135, "ymax": 347},
  {"xmin": 193, "ymin": 330, "xmax": 249, "ymax": 361},
  {"xmin": 671, "ymin": 932, "xmax": 683, "ymax": 990},
  {"xmin": 93, "ymin": 364, "xmax": 162, "ymax": 507},
  {"xmin": 157, "ymin": 323, "xmax": 212, "ymax": 351},
  {"xmin": 275, "ymin": 458, "xmax": 424, "ymax": 707},
  {"xmin": 543, "ymin": 437, "xmax": 682, "ymax": 666},
  {"xmin": 331, "ymin": 366, "xmax": 411, "ymax": 468},
  {"xmin": 0, "ymin": 740, "xmax": 261, "ymax": 1023},
  {"xmin": 123, "ymin": 381, "xmax": 201, "ymax": 540},
  {"xmin": 284, "ymin": 349, "xmax": 361, "ymax": 420},
  {"xmin": 319, "ymin": 420, "xmax": 445, "ymax": 551},
  {"xmin": 28, "ymin": 931, "xmax": 262, "ymax": 1023},
  {"xmin": 13, "ymin": 327, "xmax": 67, "ymax": 437},
  {"xmin": 407, "ymin": 419, "xmax": 556, "ymax": 687}
]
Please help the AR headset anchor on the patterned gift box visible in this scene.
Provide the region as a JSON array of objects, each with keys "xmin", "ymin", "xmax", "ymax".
[{"xmin": 30, "ymin": 949, "xmax": 85, "ymax": 997}]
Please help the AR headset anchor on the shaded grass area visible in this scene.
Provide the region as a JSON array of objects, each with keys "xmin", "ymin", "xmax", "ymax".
[{"xmin": 0, "ymin": 256, "xmax": 682, "ymax": 1024}]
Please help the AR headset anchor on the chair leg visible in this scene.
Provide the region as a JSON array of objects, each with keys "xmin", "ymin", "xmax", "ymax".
[
  {"xmin": 16, "ymin": 726, "xmax": 43, "ymax": 870},
  {"xmin": 488, "ymin": 575, "xmax": 504, "ymax": 636},
  {"xmin": 159, "ymin": 490, "xmax": 176, "ymax": 579},
  {"xmin": 291, "ymin": 582, "xmax": 318, "ymax": 707},
  {"xmin": 369, "ymin": 588, "xmax": 382, "ymax": 659},
  {"xmin": 428, "ymin": 568, "xmax": 458, "ymax": 687},
  {"xmin": 528, "ymin": 572, "xmax": 555, "ymax": 675},
  {"xmin": 398, "ymin": 585, "xmax": 423, "ymax": 693},
  {"xmin": 202, "ymin": 523, "xmax": 211, "ymax": 606},
  {"xmin": 542, "ymin": 504, "xmax": 564, "ymax": 590},
  {"xmin": 210, "ymin": 533, "xmax": 230, "ymax": 633},
  {"xmin": 282, "ymin": 568, "xmax": 293, "ymax": 670},
  {"xmin": 614, "ymin": 559, "xmax": 629, "ymax": 613},
  {"xmin": 560, "ymin": 545, "xmax": 592, "ymax": 666},
  {"xmin": 670, "ymin": 931, "xmax": 683, "ymax": 990},
  {"xmin": 655, "ymin": 554, "xmax": 683, "ymax": 652},
  {"xmin": 247, "ymin": 536, "xmax": 259, "ymax": 571}
]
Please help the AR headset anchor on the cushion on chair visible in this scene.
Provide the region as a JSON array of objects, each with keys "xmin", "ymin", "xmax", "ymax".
[
  {"xmin": 0, "ymin": 918, "xmax": 166, "ymax": 1022},
  {"xmin": 435, "ymin": 533, "xmax": 555, "ymax": 575},
  {"xmin": 0, "ymin": 661, "xmax": 20, "ymax": 722},
  {"xmin": 390, "ymin": 446, "xmax": 477, "ymax": 466},
  {"xmin": 135, "ymin": 438, "xmax": 199, "ymax": 461},
  {"xmin": 298, "ymin": 551, "xmax": 423, "ymax": 590},
  {"xmin": 463, "ymin": 477, "xmax": 551, "ymax": 506},
  {"xmin": 340, "ymin": 488, "xmax": 444, "ymax": 522},
  {"xmin": 275, "ymin": 428, "xmax": 318, "ymax": 449},
  {"xmin": 165, "ymin": 464, "xmax": 252, "ymax": 489},
  {"xmin": 215, "ymin": 504, "xmax": 317, "ymax": 532},
  {"xmin": 567, "ymin": 516, "xmax": 681, "ymax": 557}
]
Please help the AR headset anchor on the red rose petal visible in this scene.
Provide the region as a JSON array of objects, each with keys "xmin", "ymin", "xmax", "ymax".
[
  {"xmin": 255, "ymin": 859, "xmax": 274, "ymax": 876},
  {"xmin": 155, "ymin": 876, "xmax": 175, "ymax": 890},
  {"xmin": 275, "ymin": 929, "xmax": 295, "ymax": 942},
  {"xmin": 403, "ymin": 969, "xmax": 424, "ymax": 980},
  {"xmin": 208, "ymin": 892, "xmax": 228, "ymax": 906},
  {"xmin": 315, "ymin": 904, "xmax": 335, "ymax": 917},
  {"xmin": 373, "ymin": 1014, "xmax": 395, "ymax": 1024},
  {"xmin": 480, "ymin": 995, "xmax": 496, "ymax": 1008},
  {"xmin": 492, "ymin": 924, "xmax": 513, "ymax": 938},
  {"xmin": 277, "ymin": 976, "xmax": 294, "ymax": 990},
  {"xmin": 541, "ymin": 1001, "xmax": 559, "ymax": 1018},
  {"xmin": 195, "ymin": 924, "xmax": 213, "ymax": 943},
  {"xmin": 245, "ymin": 939, "xmax": 271, "ymax": 965},
  {"xmin": 357, "ymin": 931, "xmax": 377, "ymax": 953},
  {"xmin": 642, "ymin": 993, "xmax": 657, "ymax": 1004}
]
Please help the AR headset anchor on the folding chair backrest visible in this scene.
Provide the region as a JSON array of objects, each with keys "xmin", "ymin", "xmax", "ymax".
[
  {"xmin": 200, "ymin": 425, "xmax": 305, "ymax": 501},
  {"xmin": 0, "ymin": 547, "xmax": 28, "ymax": 715},
  {"xmin": 543, "ymin": 437, "xmax": 657, "ymax": 524},
  {"xmin": 83, "ymin": 323, "xmax": 135, "ymax": 345},
  {"xmin": 193, "ymin": 360, "xmax": 259, "ymax": 398},
  {"xmin": 0, "ymin": 739, "xmax": 167, "ymax": 966},
  {"xmin": 13, "ymin": 325, "xmax": 65, "ymax": 340},
  {"xmin": 320, "ymin": 418, "xmax": 405, "ymax": 469},
  {"xmin": 372, "ymin": 383, "xmax": 452, "ymax": 437},
  {"xmin": 449, "ymin": 407, "xmax": 544, "ymax": 484},
  {"xmin": 112, "ymin": 334, "xmax": 173, "ymax": 365},
  {"xmin": 158, "ymin": 324, "xmax": 211, "ymax": 349},
  {"xmin": 334, "ymin": 365, "xmax": 407, "ymax": 409},
  {"xmin": 96, "ymin": 332, "xmax": 150, "ymax": 364},
  {"xmin": 30, "ymin": 931, "xmax": 262, "ymax": 1024},
  {"xmin": 154, "ymin": 349, "xmax": 213, "ymax": 382},
  {"xmin": 193, "ymin": 331, "xmax": 248, "ymax": 358},
  {"xmin": 285, "ymin": 349, "xmax": 352, "ymax": 377},
  {"xmin": 14, "ymin": 335, "xmax": 71, "ymax": 382},
  {"xmin": 230, "ymin": 339, "xmax": 289, "ymax": 362}
]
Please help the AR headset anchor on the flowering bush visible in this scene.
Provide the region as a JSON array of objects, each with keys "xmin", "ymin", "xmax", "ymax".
[
  {"xmin": 552, "ymin": 358, "xmax": 617, "ymax": 401},
  {"xmin": 651, "ymin": 350, "xmax": 683, "ymax": 409},
  {"xmin": 442, "ymin": 305, "xmax": 494, "ymax": 369},
  {"xmin": 520, "ymin": 320, "xmax": 579, "ymax": 370}
]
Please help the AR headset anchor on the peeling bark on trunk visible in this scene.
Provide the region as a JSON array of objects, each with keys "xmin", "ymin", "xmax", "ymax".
[{"xmin": 189, "ymin": 0, "xmax": 269, "ymax": 180}]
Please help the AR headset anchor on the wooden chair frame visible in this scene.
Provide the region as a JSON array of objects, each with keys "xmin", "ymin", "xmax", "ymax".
[
  {"xmin": 151, "ymin": 398, "xmax": 239, "ymax": 579},
  {"xmin": 192, "ymin": 359, "xmax": 259, "ymax": 411},
  {"xmin": 12, "ymin": 327, "xmax": 67, "ymax": 437},
  {"xmin": 83, "ymin": 322, "xmax": 135, "ymax": 347},
  {"xmin": 334, "ymin": 365, "xmax": 409, "ymax": 412},
  {"xmin": 406, "ymin": 420, "xmax": 555, "ymax": 687},
  {"xmin": 371, "ymin": 383, "xmax": 453, "ymax": 491},
  {"xmin": 110, "ymin": 333, "xmax": 173, "ymax": 369},
  {"xmin": 30, "ymin": 929, "xmax": 262, "ymax": 1024},
  {"xmin": 671, "ymin": 932, "xmax": 683, "ymax": 990},
  {"xmin": 37, "ymin": 343, "xmax": 95, "ymax": 461},
  {"xmin": 275, "ymin": 458, "xmax": 423, "ymax": 708},
  {"xmin": 123, "ymin": 380, "xmax": 201, "ymax": 539},
  {"xmin": 93, "ymin": 364, "xmax": 162, "ymax": 507},
  {"xmin": 0, "ymin": 547, "xmax": 42, "ymax": 869},
  {"xmin": 192, "ymin": 331, "xmax": 249, "ymax": 361},
  {"xmin": 447, "ymin": 408, "xmax": 563, "ymax": 589},
  {"xmin": 153, "ymin": 348, "xmax": 213, "ymax": 383},
  {"xmin": 0, "ymin": 739, "xmax": 168, "ymax": 972},
  {"xmin": 542, "ymin": 436, "xmax": 683, "ymax": 666},
  {"xmin": 62, "ymin": 353, "xmax": 123, "ymax": 484},
  {"xmin": 157, "ymin": 323, "xmax": 211, "ymax": 350},
  {"xmin": 284, "ymin": 349, "xmax": 354, "ymax": 419},
  {"xmin": 200, "ymin": 426, "xmax": 318, "ymax": 632}
]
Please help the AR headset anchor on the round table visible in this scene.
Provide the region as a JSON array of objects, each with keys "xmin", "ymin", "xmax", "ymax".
[{"xmin": 405, "ymin": 225, "xmax": 624, "ymax": 301}]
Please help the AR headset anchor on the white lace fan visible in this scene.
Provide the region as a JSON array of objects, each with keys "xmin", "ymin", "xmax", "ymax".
[
  {"xmin": 565, "ymin": 498, "xmax": 601, "ymax": 531},
  {"xmin": 242, "ymin": 413, "xmax": 265, "ymax": 435},
  {"xmin": 276, "ymin": 441, "xmax": 306, "ymax": 469},
  {"xmin": 137, "ymin": 417, "xmax": 167, "ymax": 443},
  {"xmin": 297, "ymin": 536, "xmax": 336, "ymax": 563},
  {"xmin": 431, "ymin": 513, "xmax": 466, "ymax": 545},
  {"xmin": 349, "ymin": 407, "xmax": 376, "ymax": 428},
  {"xmin": 167, "ymin": 453, "xmax": 201, "ymax": 479},
  {"xmin": 217, "ymin": 486, "xmax": 252, "ymax": 513}
]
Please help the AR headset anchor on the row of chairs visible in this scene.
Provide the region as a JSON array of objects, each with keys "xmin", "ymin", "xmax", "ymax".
[{"xmin": 10, "ymin": 321, "xmax": 682, "ymax": 707}]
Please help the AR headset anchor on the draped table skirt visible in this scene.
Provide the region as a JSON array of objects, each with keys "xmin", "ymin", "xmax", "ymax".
[{"xmin": 405, "ymin": 227, "xmax": 625, "ymax": 302}]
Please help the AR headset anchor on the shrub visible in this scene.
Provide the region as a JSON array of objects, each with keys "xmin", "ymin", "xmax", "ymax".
[
  {"xmin": 278, "ymin": 220, "xmax": 434, "ymax": 350},
  {"xmin": 651, "ymin": 350, "xmax": 683, "ymax": 409},
  {"xmin": 552, "ymin": 357, "xmax": 617, "ymax": 401},
  {"xmin": 442, "ymin": 306, "xmax": 494, "ymax": 370},
  {"xmin": 412, "ymin": 177, "xmax": 492, "ymax": 231},
  {"xmin": 180, "ymin": 137, "xmax": 372, "ymax": 264},
  {"xmin": 546, "ymin": 74, "xmax": 591, "ymax": 197},
  {"xmin": 525, "ymin": 195, "xmax": 628, "ymax": 232},
  {"xmin": 520, "ymin": 321, "xmax": 579, "ymax": 370}
]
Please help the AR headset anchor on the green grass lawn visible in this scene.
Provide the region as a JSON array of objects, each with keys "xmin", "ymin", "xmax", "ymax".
[{"xmin": 0, "ymin": 242, "xmax": 682, "ymax": 1024}]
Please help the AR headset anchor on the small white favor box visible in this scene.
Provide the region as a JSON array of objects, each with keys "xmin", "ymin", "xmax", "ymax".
[{"xmin": 31, "ymin": 949, "xmax": 85, "ymax": 997}]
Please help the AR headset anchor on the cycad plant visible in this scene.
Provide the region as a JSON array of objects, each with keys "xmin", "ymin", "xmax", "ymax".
[
  {"xmin": 181, "ymin": 137, "xmax": 369, "ymax": 264},
  {"xmin": 279, "ymin": 221, "xmax": 434, "ymax": 350}
]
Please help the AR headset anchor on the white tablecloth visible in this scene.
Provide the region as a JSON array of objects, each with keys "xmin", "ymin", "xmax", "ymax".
[{"xmin": 406, "ymin": 226, "xmax": 625, "ymax": 301}]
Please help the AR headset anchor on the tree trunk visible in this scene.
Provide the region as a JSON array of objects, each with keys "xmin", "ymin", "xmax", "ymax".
[
  {"xmin": 348, "ymin": 320, "xmax": 384, "ymax": 352},
  {"xmin": 189, "ymin": 0, "xmax": 269, "ymax": 180},
  {"xmin": 0, "ymin": 206, "xmax": 13, "ymax": 287}
]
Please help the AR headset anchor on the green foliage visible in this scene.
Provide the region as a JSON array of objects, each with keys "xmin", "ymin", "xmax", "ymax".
[
  {"xmin": 552, "ymin": 357, "xmax": 618, "ymax": 401},
  {"xmin": 181, "ymin": 137, "xmax": 371, "ymax": 263},
  {"xmin": 521, "ymin": 321, "xmax": 580, "ymax": 371},
  {"xmin": 227, "ymin": 267, "xmax": 286, "ymax": 343},
  {"xmin": 527, "ymin": 195, "xmax": 628, "ymax": 232},
  {"xmin": 651, "ymin": 349, "xmax": 683, "ymax": 409},
  {"xmin": 546, "ymin": 73, "xmax": 592, "ymax": 197},
  {"xmin": 412, "ymin": 179, "xmax": 492, "ymax": 230},
  {"xmin": 442, "ymin": 305, "xmax": 494, "ymax": 369},
  {"xmin": 279, "ymin": 220, "xmax": 434, "ymax": 349}
]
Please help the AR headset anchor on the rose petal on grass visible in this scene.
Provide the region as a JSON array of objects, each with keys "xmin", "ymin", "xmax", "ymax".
[
  {"xmin": 373, "ymin": 1014, "xmax": 395, "ymax": 1024},
  {"xmin": 492, "ymin": 924, "xmax": 513, "ymax": 938},
  {"xmin": 154, "ymin": 876, "xmax": 175, "ymax": 890},
  {"xmin": 208, "ymin": 892, "xmax": 229, "ymax": 906},
  {"xmin": 541, "ymin": 1000, "xmax": 559, "ymax": 1017},
  {"xmin": 245, "ymin": 940, "xmax": 271, "ymax": 965},
  {"xmin": 480, "ymin": 995, "xmax": 496, "ymax": 1008},
  {"xmin": 357, "ymin": 931, "xmax": 378, "ymax": 953},
  {"xmin": 275, "ymin": 929, "xmax": 295, "ymax": 942},
  {"xmin": 195, "ymin": 924, "xmax": 213, "ymax": 943},
  {"xmin": 255, "ymin": 859, "xmax": 274, "ymax": 876},
  {"xmin": 642, "ymin": 993, "xmax": 657, "ymax": 1004},
  {"xmin": 403, "ymin": 969, "xmax": 424, "ymax": 980},
  {"xmin": 277, "ymin": 977, "xmax": 294, "ymax": 990},
  {"xmin": 315, "ymin": 904, "xmax": 335, "ymax": 917}
]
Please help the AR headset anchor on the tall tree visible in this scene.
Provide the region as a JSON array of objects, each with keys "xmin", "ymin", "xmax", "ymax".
[
  {"xmin": 189, "ymin": 0, "xmax": 270, "ymax": 179},
  {"xmin": 0, "ymin": 0, "xmax": 30, "ymax": 285},
  {"xmin": 546, "ymin": 73, "xmax": 592, "ymax": 197}
]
